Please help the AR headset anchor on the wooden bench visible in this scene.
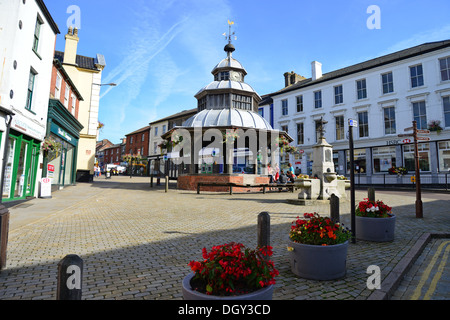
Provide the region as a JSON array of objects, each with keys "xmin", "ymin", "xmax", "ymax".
[{"xmin": 196, "ymin": 182, "xmax": 295, "ymax": 194}]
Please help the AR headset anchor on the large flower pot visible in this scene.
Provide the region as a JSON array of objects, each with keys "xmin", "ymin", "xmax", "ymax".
[
  {"xmin": 289, "ymin": 240, "xmax": 348, "ymax": 280},
  {"xmin": 355, "ymin": 214, "xmax": 396, "ymax": 242},
  {"xmin": 182, "ymin": 273, "xmax": 274, "ymax": 300}
]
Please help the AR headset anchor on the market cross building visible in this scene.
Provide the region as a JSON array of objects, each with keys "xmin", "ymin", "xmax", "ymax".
[
  {"xmin": 161, "ymin": 25, "xmax": 292, "ymax": 191},
  {"xmin": 259, "ymin": 40, "xmax": 450, "ymax": 186}
]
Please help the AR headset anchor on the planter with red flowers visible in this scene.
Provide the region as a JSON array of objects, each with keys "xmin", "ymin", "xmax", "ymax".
[
  {"xmin": 355, "ymin": 198, "xmax": 395, "ymax": 242},
  {"xmin": 182, "ymin": 242, "xmax": 278, "ymax": 300},
  {"xmin": 287, "ymin": 213, "xmax": 352, "ymax": 280}
]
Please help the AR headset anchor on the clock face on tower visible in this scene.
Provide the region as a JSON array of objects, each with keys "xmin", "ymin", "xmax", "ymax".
[{"xmin": 231, "ymin": 72, "xmax": 241, "ymax": 81}]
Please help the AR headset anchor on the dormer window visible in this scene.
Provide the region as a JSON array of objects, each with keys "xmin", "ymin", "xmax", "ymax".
[{"xmin": 214, "ymin": 71, "xmax": 230, "ymax": 81}]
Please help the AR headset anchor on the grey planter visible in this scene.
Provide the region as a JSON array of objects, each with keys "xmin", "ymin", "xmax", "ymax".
[
  {"xmin": 182, "ymin": 273, "xmax": 274, "ymax": 300},
  {"xmin": 289, "ymin": 240, "xmax": 348, "ymax": 280},
  {"xmin": 355, "ymin": 214, "xmax": 396, "ymax": 242}
]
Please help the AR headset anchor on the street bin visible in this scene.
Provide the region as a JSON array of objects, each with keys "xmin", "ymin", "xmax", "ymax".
[
  {"xmin": 76, "ymin": 170, "xmax": 90, "ymax": 183},
  {"xmin": 106, "ymin": 170, "xmax": 111, "ymax": 179},
  {"xmin": 0, "ymin": 205, "xmax": 10, "ymax": 271}
]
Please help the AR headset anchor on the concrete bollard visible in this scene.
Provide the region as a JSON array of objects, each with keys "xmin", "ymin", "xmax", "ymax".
[
  {"xmin": 330, "ymin": 194, "xmax": 340, "ymax": 223},
  {"xmin": 165, "ymin": 176, "xmax": 169, "ymax": 193},
  {"xmin": 57, "ymin": 254, "xmax": 83, "ymax": 300},
  {"xmin": 257, "ymin": 212, "xmax": 270, "ymax": 248}
]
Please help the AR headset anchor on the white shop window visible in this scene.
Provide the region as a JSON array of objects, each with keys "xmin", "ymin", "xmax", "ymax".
[
  {"xmin": 403, "ymin": 143, "xmax": 430, "ymax": 172},
  {"xmin": 438, "ymin": 141, "xmax": 450, "ymax": 172},
  {"xmin": 372, "ymin": 146, "xmax": 397, "ymax": 173}
]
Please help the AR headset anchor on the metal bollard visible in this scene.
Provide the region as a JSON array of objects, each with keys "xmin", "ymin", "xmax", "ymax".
[
  {"xmin": 165, "ymin": 176, "xmax": 169, "ymax": 193},
  {"xmin": 0, "ymin": 205, "xmax": 10, "ymax": 271},
  {"xmin": 257, "ymin": 212, "xmax": 270, "ymax": 248},
  {"xmin": 57, "ymin": 254, "xmax": 83, "ymax": 300},
  {"xmin": 330, "ymin": 194, "xmax": 340, "ymax": 223},
  {"xmin": 368, "ymin": 187, "xmax": 375, "ymax": 202}
]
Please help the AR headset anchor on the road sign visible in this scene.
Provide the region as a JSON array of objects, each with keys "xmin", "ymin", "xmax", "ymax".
[
  {"xmin": 416, "ymin": 137, "xmax": 430, "ymax": 141},
  {"xmin": 403, "ymin": 139, "xmax": 411, "ymax": 143},
  {"xmin": 349, "ymin": 119, "xmax": 358, "ymax": 127},
  {"xmin": 416, "ymin": 129, "xmax": 430, "ymax": 134}
]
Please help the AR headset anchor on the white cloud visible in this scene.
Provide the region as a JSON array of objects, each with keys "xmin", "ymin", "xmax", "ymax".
[{"xmin": 381, "ymin": 24, "xmax": 450, "ymax": 56}]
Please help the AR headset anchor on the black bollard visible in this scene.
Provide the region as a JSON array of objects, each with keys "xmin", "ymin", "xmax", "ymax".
[
  {"xmin": 0, "ymin": 205, "xmax": 10, "ymax": 271},
  {"xmin": 330, "ymin": 194, "xmax": 340, "ymax": 223},
  {"xmin": 368, "ymin": 187, "xmax": 375, "ymax": 202},
  {"xmin": 257, "ymin": 212, "xmax": 270, "ymax": 248},
  {"xmin": 57, "ymin": 254, "xmax": 83, "ymax": 300}
]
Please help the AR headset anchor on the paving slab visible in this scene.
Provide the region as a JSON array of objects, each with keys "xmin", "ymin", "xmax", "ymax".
[{"xmin": 0, "ymin": 175, "xmax": 449, "ymax": 300}]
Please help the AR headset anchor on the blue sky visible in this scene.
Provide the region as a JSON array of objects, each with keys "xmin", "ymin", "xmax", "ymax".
[{"xmin": 45, "ymin": 0, "xmax": 450, "ymax": 144}]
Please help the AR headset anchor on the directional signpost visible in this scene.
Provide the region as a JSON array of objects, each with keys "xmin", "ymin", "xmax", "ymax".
[
  {"xmin": 399, "ymin": 121, "xmax": 429, "ymax": 218},
  {"xmin": 348, "ymin": 119, "xmax": 357, "ymax": 243}
]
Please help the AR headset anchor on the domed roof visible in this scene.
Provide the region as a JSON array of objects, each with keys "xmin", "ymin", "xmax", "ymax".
[
  {"xmin": 195, "ymin": 80, "xmax": 258, "ymax": 97},
  {"xmin": 183, "ymin": 108, "xmax": 273, "ymax": 130},
  {"xmin": 212, "ymin": 56, "xmax": 247, "ymax": 74}
]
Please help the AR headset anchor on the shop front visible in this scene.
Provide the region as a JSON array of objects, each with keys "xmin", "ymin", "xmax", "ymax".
[
  {"xmin": 44, "ymin": 99, "xmax": 83, "ymax": 190},
  {"xmin": 2, "ymin": 129, "xmax": 41, "ymax": 201}
]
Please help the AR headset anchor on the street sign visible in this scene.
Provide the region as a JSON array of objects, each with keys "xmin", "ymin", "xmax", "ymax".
[
  {"xmin": 404, "ymin": 127, "xmax": 414, "ymax": 131},
  {"xmin": 398, "ymin": 134, "xmax": 414, "ymax": 137},
  {"xmin": 349, "ymin": 119, "xmax": 358, "ymax": 127},
  {"xmin": 299, "ymin": 149, "xmax": 304, "ymax": 154},
  {"xmin": 416, "ymin": 129, "xmax": 430, "ymax": 134},
  {"xmin": 416, "ymin": 137, "xmax": 430, "ymax": 141}
]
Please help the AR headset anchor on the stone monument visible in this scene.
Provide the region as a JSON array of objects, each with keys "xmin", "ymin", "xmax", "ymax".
[{"xmin": 289, "ymin": 117, "xmax": 349, "ymax": 205}]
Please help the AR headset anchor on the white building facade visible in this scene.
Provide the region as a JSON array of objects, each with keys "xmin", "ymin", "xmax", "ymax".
[
  {"xmin": 0, "ymin": 0, "xmax": 59, "ymax": 201},
  {"xmin": 260, "ymin": 40, "xmax": 450, "ymax": 185}
]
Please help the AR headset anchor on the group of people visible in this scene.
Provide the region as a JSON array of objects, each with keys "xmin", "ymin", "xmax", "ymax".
[{"xmin": 267, "ymin": 162, "xmax": 297, "ymax": 185}]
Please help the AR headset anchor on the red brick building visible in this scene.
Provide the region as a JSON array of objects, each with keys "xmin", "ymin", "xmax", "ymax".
[
  {"xmin": 125, "ymin": 126, "xmax": 151, "ymax": 158},
  {"xmin": 49, "ymin": 59, "xmax": 82, "ymax": 118},
  {"xmin": 103, "ymin": 144, "xmax": 122, "ymax": 164}
]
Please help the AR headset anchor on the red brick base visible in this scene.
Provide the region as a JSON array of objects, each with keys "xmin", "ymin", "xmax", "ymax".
[{"xmin": 178, "ymin": 174, "xmax": 270, "ymax": 192}]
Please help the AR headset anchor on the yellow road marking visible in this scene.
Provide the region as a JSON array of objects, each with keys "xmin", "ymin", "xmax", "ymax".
[
  {"xmin": 411, "ymin": 240, "xmax": 450, "ymax": 300},
  {"xmin": 423, "ymin": 242, "xmax": 450, "ymax": 300}
]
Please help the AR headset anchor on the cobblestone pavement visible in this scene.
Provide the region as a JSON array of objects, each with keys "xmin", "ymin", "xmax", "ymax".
[{"xmin": 0, "ymin": 176, "xmax": 449, "ymax": 300}]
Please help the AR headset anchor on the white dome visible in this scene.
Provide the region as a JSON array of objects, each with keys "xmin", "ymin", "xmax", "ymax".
[
  {"xmin": 183, "ymin": 109, "xmax": 273, "ymax": 130},
  {"xmin": 212, "ymin": 57, "xmax": 247, "ymax": 74},
  {"xmin": 195, "ymin": 80, "xmax": 258, "ymax": 97}
]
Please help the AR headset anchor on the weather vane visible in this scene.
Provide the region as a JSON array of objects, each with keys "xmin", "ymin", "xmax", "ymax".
[{"xmin": 223, "ymin": 20, "xmax": 237, "ymax": 44}]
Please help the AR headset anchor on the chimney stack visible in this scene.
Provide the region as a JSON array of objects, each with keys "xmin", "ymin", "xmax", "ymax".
[
  {"xmin": 284, "ymin": 71, "xmax": 306, "ymax": 87},
  {"xmin": 311, "ymin": 61, "xmax": 322, "ymax": 81},
  {"xmin": 63, "ymin": 27, "xmax": 79, "ymax": 65}
]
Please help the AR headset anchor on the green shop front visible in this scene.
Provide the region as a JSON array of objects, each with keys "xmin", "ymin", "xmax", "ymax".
[
  {"xmin": 2, "ymin": 129, "xmax": 42, "ymax": 201},
  {"xmin": 43, "ymin": 99, "xmax": 83, "ymax": 190}
]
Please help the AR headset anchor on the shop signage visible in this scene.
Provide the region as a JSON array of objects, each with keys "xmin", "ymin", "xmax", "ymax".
[
  {"xmin": 47, "ymin": 164, "xmax": 55, "ymax": 178},
  {"xmin": 386, "ymin": 140, "xmax": 401, "ymax": 146},
  {"xmin": 11, "ymin": 116, "xmax": 46, "ymax": 141},
  {"xmin": 50, "ymin": 123, "xmax": 77, "ymax": 146},
  {"xmin": 403, "ymin": 139, "xmax": 411, "ymax": 144},
  {"xmin": 39, "ymin": 178, "xmax": 52, "ymax": 199}
]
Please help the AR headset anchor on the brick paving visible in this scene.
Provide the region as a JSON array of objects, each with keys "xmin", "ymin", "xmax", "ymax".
[{"xmin": 0, "ymin": 176, "xmax": 449, "ymax": 300}]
